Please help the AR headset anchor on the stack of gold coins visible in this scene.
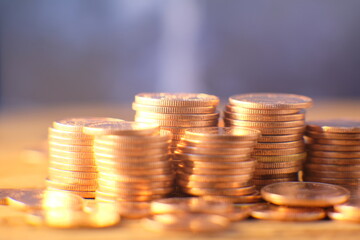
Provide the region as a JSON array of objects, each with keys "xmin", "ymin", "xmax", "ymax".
[
  {"xmin": 174, "ymin": 127, "xmax": 261, "ymax": 202},
  {"xmin": 82, "ymin": 121, "xmax": 174, "ymax": 203},
  {"xmin": 252, "ymin": 182, "xmax": 349, "ymax": 221},
  {"xmin": 224, "ymin": 93, "xmax": 313, "ymax": 189},
  {"xmin": 133, "ymin": 93, "xmax": 220, "ymax": 154},
  {"xmin": 47, "ymin": 118, "xmax": 123, "ymax": 198},
  {"xmin": 303, "ymin": 119, "xmax": 360, "ymax": 192}
]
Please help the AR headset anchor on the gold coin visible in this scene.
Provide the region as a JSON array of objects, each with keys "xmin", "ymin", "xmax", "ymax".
[
  {"xmin": 97, "ymin": 166, "xmax": 172, "ymax": 176},
  {"xmin": 261, "ymin": 182, "xmax": 350, "ymax": 207},
  {"xmin": 135, "ymin": 111, "xmax": 219, "ymax": 121},
  {"xmin": 49, "ymin": 162, "xmax": 97, "ymax": 172},
  {"xmin": 258, "ymin": 134, "xmax": 304, "ymax": 143},
  {"xmin": 305, "ymin": 163, "xmax": 360, "ymax": 172},
  {"xmin": 177, "ymin": 145, "xmax": 253, "ymax": 155},
  {"xmin": 182, "ymin": 185, "xmax": 256, "ymax": 196},
  {"xmin": 46, "ymin": 188, "xmax": 96, "ymax": 198},
  {"xmin": 327, "ymin": 209, "xmax": 360, "ymax": 222},
  {"xmin": 7, "ymin": 189, "xmax": 84, "ymax": 211},
  {"xmin": 184, "ymin": 127, "xmax": 261, "ymax": 141},
  {"xmin": 177, "ymin": 179, "xmax": 251, "ymax": 189},
  {"xmin": 98, "ymin": 178, "xmax": 173, "ymax": 190},
  {"xmin": 94, "ymin": 130, "xmax": 172, "ymax": 144},
  {"xmin": 135, "ymin": 93, "xmax": 219, "ymax": 107},
  {"xmin": 252, "ymin": 147, "xmax": 305, "ymax": 156},
  {"xmin": 48, "ymin": 168, "xmax": 98, "ymax": 179},
  {"xmin": 49, "ymin": 136, "xmax": 94, "ymax": 145},
  {"xmin": 94, "ymin": 140, "xmax": 170, "ymax": 150},
  {"xmin": 307, "ymin": 157, "xmax": 360, "ymax": 165},
  {"xmin": 174, "ymin": 152, "xmax": 251, "ymax": 162},
  {"xmin": 182, "ymin": 159, "xmax": 256, "ymax": 169},
  {"xmin": 180, "ymin": 139, "xmax": 256, "ymax": 148},
  {"xmin": 307, "ymin": 119, "xmax": 360, "ymax": 134},
  {"xmin": 225, "ymin": 121, "xmax": 306, "ymax": 135},
  {"xmin": 96, "ymin": 159, "xmax": 171, "ymax": 169},
  {"xmin": 305, "ymin": 169, "xmax": 360, "ymax": 178},
  {"xmin": 93, "ymin": 146, "xmax": 168, "ymax": 156},
  {"xmin": 253, "ymin": 173, "xmax": 298, "ymax": 179},
  {"xmin": 308, "ymin": 144, "xmax": 360, "ymax": 151},
  {"xmin": 150, "ymin": 197, "xmax": 196, "ymax": 214},
  {"xmin": 219, "ymin": 206, "xmax": 252, "ymax": 221},
  {"xmin": 53, "ymin": 118, "xmax": 123, "ymax": 132},
  {"xmin": 48, "ymin": 127, "xmax": 93, "ymax": 139},
  {"xmin": 98, "ymin": 172, "xmax": 174, "ymax": 183},
  {"xmin": 303, "ymin": 176, "xmax": 360, "ymax": 186},
  {"xmin": 251, "ymin": 204, "xmax": 325, "ymax": 221},
  {"xmin": 229, "ymin": 93, "xmax": 313, "ymax": 109},
  {"xmin": 49, "ymin": 175, "xmax": 98, "ymax": 186},
  {"xmin": 132, "ymin": 103, "xmax": 217, "ymax": 114},
  {"xmin": 94, "ymin": 153, "xmax": 169, "ymax": 163},
  {"xmin": 116, "ymin": 201, "xmax": 151, "ymax": 219},
  {"xmin": 306, "ymin": 131, "xmax": 360, "ymax": 140},
  {"xmin": 224, "ymin": 111, "xmax": 305, "ymax": 121},
  {"xmin": 142, "ymin": 213, "xmax": 230, "ymax": 233},
  {"xmin": 177, "ymin": 172, "xmax": 252, "ymax": 183},
  {"xmin": 179, "ymin": 166, "xmax": 254, "ymax": 175},
  {"xmin": 224, "ymin": 119, "xmax": 305, "ymax": 128},
  {"xmin": 26, "ymin": 210, "xmax": 86, "ymax": 228},
  {"xmin": 49, "ymin": 155, "xmax": 96, "ymax": 165},
  {"xmin": 253, "ymin": 177, "xmax": 298, "ymax": 186},
  {"xmin": 309, "ymin": 151, "xmax": 360, "ymax": 158},
  {"xmin": 226, "ymin": 105, "xmax": 301, "ymax": 115},
  {"xmin": 160, "ymin": 126, "xmax": 192, "ymax": 135},
  {"xmin": 256, "ymin": 160, "xmax": 302, "ymax": 169},
  {"xmin": 98, "ymin": 185, "xmax": 173, "ymax": 196},
  {"xmin": 46, "ymin": 179, "xmax": 97, "ymax": 191},
  {"xmin": 48, "ymin": 149, "xmax": 94, "ymax": 159},
  {"xmin": 253, "ymin": 152, "xmax": 306, "ymax": 162},
  {"xmin": 255, "ymin": 140, "xmax": 304, "ymax": 149},
  {"xmin": 48, "ymin": 142, "xmax": 93, "ymax": 152},
  {"xmin": 135, "ymin": 117, "xmax": 218, "ymax": 127},
  {"xmin": 83, "ymin": 121, "xmax": 160, "ymax": 136},
  {"xmin": 201, "ymin": 192, "xmax": 262, "ymax": 204},
  {"xmin": 96, "ymin": 190, "xmax": 161, "ymax": 202},
  {"xmin": 311, "ymin": 138, "xmax": 360, "ymax": 146},
  {"xmin": 255, "ymin": 166, "xmax": 301, "ymax": 175}
]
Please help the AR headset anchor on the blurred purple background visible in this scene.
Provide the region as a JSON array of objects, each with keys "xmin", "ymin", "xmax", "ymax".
[{"xmin": 0, "ymin": 0, "xmax": 359, "ymax": 109}]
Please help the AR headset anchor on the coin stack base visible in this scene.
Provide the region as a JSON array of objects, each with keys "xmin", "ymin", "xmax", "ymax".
[
  {"xmin": 224, "ymin": 93, "xmax": 313, "ymax": 189},
  {"xmin": 304, "ymin": 119, "xmax": 360, "ymax": 194}
]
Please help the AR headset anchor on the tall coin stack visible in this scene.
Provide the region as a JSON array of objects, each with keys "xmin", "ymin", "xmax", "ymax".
[
  {"xmin": 47, "ymin": 118, "xmax": 123, "ymax": 198},
  {"xmin": 82, "ymin": 121, "xmax": 174, "ymax": 202},
  {"xmin": 174, "ymin": 127, "xmax": 262, "ymax": 203},
  {"xmin": 303, "ymin": 119, "xmax": 360, "ymax": 193},
  {"xmin": 132, "ymin": 93, "xmax": 220, "ymax": 156},
  {"xmin": 224, "ymin": 93, "xmax": 313, "ymax": 189}
]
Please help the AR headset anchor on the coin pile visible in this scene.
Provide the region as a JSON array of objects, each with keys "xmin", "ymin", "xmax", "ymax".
[
  {"xmin": 252, "ymin": 181, "xmax": 350, "ymax": 221},
  {"xmin": 328, "ymin": 197, "xmax": 360, "ymax": 222},
  {"xmin": 303, "ymin": 119, "xmax": 360, "ymax": 192},
  {"xmin": 47, "ymin": 118, "xmax": 123, "ymax": 198},
  {"xmin": 224, "ymin": 93, "xmax": 313, "ymax": 189},
  {"xmin": 133, "ymin": 93, "xmax": 220, "ymax": 154},
  {"xmin": 174, "ymin": 127, "xmax": 262, "ymax": 202},
  {"xmin": 82, "ymin": 121, "xmax": 174, "ymax": 203}
]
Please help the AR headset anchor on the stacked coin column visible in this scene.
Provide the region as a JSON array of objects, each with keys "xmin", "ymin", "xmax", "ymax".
[
  {"xmin": 304, "ymin": 120, "xmax": 360, "ymax": 193},
  {"xmin": 174, "ymin": 127, "xmax": 261, "ymax": 202},
  {"xmin": 82, "ymin": 121, "xmax": 174, "ymax": 203},
  {"xmin": 132, "ymin": 93, "xmax": 220, "ymax": 157},
  {"xmin": 224, "ymin": 93, "xmax": 313, "ymax": 189},
  {"xmin": 47, "ymin": 118, "xmax": 123, "ymax": 198}
]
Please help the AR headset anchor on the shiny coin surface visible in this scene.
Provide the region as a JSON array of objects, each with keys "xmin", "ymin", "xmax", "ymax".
[
  {"xmin": 135, "ymin": 93, "xmax": 219, "ymax": 107},
  {"xmin": 261, "ymin": 182, "xmax": 350, "ymax": 207},
  {"xmin": 83, "ymin": 121, "xmax": 160, "ymax": 136},
  {"xmin": 224, "ymin": 111, "xmax": 305, "ymax": 122},
  {"xmin": 327, "ymin": 209, "xmax": 360, "ymax": 222},
  {"xmin": 229, "ymin": 93, "xmax": 313, "ymax": 109},
  {"xmin": 251, "ymin": 204, "xmax": 325, "ymax": 221},
  {"xmin": 133, "ymin": 103, "xmax": 217, "ymax": 114},
  {"xmin": 53, "ymin": 118, "xmax": 123, "ymax": 132},
  {"xmin": 135, "ymin": 112, "xmax": 219, "ymax": 121},
  {"xmin": 334, "ymin": 198, "xmax": 360, "ymax": 216},
  {"xmin": 184, "ymin": 127, "xmax": 261, "ymax": 141},
  {"xmin": 307, "ymin": 119, "xmax": 360, "ymax": 133},
  {"xmin": 226, "ymin": 105, "xmax": 301, "ymax": 115},
  {"xmin": 306, "ymin": 131, "xmax": 360, "ymax": 140}
]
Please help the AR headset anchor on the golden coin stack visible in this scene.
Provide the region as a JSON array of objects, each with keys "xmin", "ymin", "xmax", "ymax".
[
  {"xmin": 224, "ymin": 93, "xmax": 313, "ymax": 189},
  {"xmin": 82, "ymin": 121, "xmax": 174, "ymax": 203},
  {"xmin": 304, "ymin": 119, "xmax": 360, "ymax": 192},
  {"xmin": 174, "ymin": 127, "xmax": 262, "ymax": 202},
  {"xmin": 133, "ymin": 93, "xmax": 220, "ymax": 155},
  {"xmin": 252, "ymin": 181, "xmax": 349, "ymax": 221},
  {"xmin": 329, "ymin": 197, "xmax": 360, "ymax": 222},
  {"xmin": 47, "ymin": 118, "xmax": 123, "ymax": 198}
]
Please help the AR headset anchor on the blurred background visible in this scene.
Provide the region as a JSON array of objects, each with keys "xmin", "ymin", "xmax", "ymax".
[{"xmin": 0, "ymin": 0, "xmax": 360, "ymax": 110}]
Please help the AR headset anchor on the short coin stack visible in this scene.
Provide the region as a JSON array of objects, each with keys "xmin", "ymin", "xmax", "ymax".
[
  {"xmin": 47, "ymin": 118, "xmax": 123, "ymax": 198},
  {"xmin": 82, "ymin": 121, "xmax": 174, "ymax": 203},
  {"xmin": 174, "ymin": 127, "xmax": 262, "ymax": 203},
  {"xmin": 133, "ymin": 93, "xmax": 220, "ymax": 154},
  {"xmin": 252, "ymin": 181, "xmax": 350, "ymax": 221},
  {"xmin": 224, "ymin": 93, "xmax": 313, "ymax": 189},
  {"xmin": 304, "ymin": 119, "xmax": 360, "ymax": 192}
]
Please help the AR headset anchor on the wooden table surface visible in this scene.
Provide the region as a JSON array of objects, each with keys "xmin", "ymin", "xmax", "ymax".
[{"xmin": 1, "ymin": 99, "xmax": 360, "ymax": 240}]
